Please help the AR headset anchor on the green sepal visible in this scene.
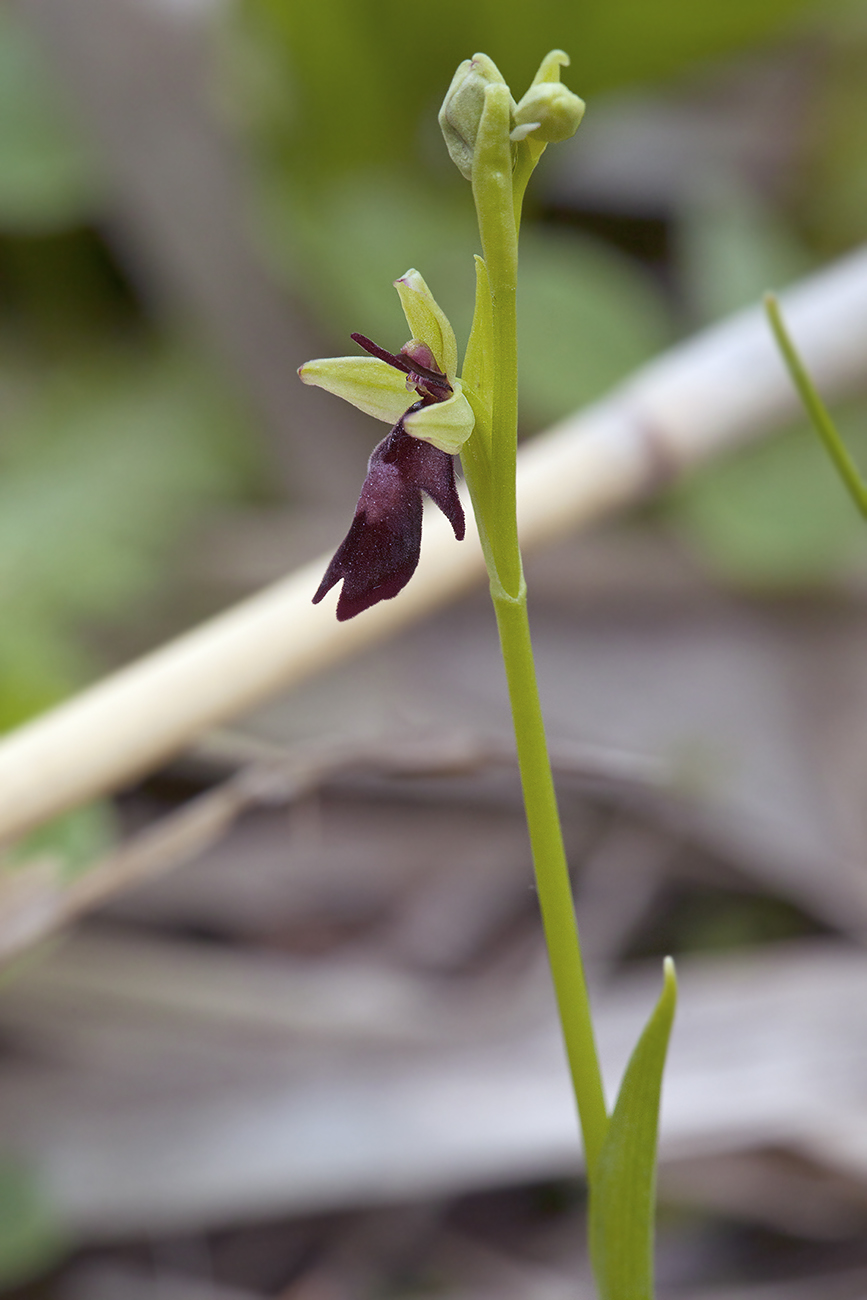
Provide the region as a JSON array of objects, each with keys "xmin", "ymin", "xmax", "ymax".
[
  {"xmin": 473, "ymin": 82, "xmax": 517, "ymax": 211},
  {"xmin": 404, "ymin": 381, "xmax": 475, "ymax": 455},
  {"xmin": 394, "ymin": 268, "xmax": 459, "ymax": 381},
  {"xmin": 438, "ymin": 53, "xmax": 514, "ymax": 182},
  {"xmin": 298, "ymin": 355, "xmax": 410, "ymax": 424},
  {"xmin": 589, "ymin": 958, "xmax": 677, "ymax": 1300}
]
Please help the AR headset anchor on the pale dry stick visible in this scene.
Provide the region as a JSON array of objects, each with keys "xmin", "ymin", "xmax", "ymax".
[{"xmin": 0, "ymin": 248, "xmax": 866, "ymax": 847}]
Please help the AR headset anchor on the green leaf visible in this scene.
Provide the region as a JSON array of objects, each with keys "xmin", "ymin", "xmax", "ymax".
[
  {"xmin": 0, "ymin": 344, "xmax": 258, "ymax": 730},
  {"xmin": 275, "ymin": 173, "xmax": 477, "ymax": 349},
  {"xmin": 5, "ymin": 803, "xmax": 115, "ymax": 878},
  {"xmin": 589, "ymin": 958, "xmax": 677, "ymax": 1300},
  {"xmin": 667, "ymin": 405, "xmax": 867, "ymax": 589},
  {"xmin": 518, "ymin": 229, "xmax": 673, "ymax": 427},
  {"xmin": 766, "ymin": 293, "xmax": 867, "ymax": 519},
  {"xmin": 797, "ymin": 9, "xmax": 867, "ymax": 252},
  {"xmin": 233, "ymin": 0, "xmax": 831, "ymax": 181},
  {"xmin": 0, "ymin": 1159, "xmax": 67, "ymax": 1287},
  {"xmin": 0, "ymin": 349, "xmax": 248, "ymax": 618},
  {"xmin": 678, "ymin": 190, "xmax": 813, "ymax": 325}
]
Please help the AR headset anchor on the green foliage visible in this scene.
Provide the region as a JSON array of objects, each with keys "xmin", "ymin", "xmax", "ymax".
[
  {"xmin": 0, "ymin": 344, "xmax": 257, "ymax": 732},
  {"xmin": 5, "ymin": 803, "xmax": 115, "ymax": 878},
  {"xmin": 233, "ymin": 0, "xmax": 826, "ymax": 179},
  {"xmin": 678, "ymin": 190, "xmax": 813, "ymax": 326},
  {"xmin": 0, "ymin": 10, "xmax": 98, "ymax": 231},
  {"xmin": 0, "ymin": 1159, "xmax": 67, "ymax": 1287},
  {"xmin": 668, "ymin": 408, "xmax": 867, "ymax": 588},
  {"xmin": 798, "ymin": 5, "xmax": 867, "ymax": 253},
  {"xmin": 278, "ymin": 174, "xmax": 477, "ymax": 349},
  {"xmin": 518, "ymin": 229, "xmax": 672, "ymax": 426},
  {"xmin": 589, "ymin": 959, "xmax": 677, "ymax": 1300},
  {"xmin": 767, "ymin": 291, "xmax": 867, "ymax": 519},
  {"xmin": 669, "ymin": 193, "xmax": 867, "ymax": 590}
]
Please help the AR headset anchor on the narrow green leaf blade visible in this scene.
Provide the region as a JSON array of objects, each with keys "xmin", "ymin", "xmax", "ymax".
[
  {"xmin": 765, "ymin": 293, "xmax": 867, "ymax": 519},
  {"xmin": 589, "ymin": 958, "xmax": 677, "ymax": 1300}
]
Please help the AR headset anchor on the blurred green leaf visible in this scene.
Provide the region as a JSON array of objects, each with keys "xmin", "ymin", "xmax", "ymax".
[
  {"xmin": 274, "ymin": 173, "xmax": 477, "ymax": 347},
  {"xmin": 5, "ymin": 803, "xmax": 115, "ymax": 878},
  {"xmin": 0, "ymin": 1159, "xmax": 66, "ymax": 1287},
  {"xmin": 589, "ymin": 959, "xmax": 677, "ymax": 1300},
  {"xmin": 667, "ymin": 406, "xmax": 867, "ymax": 588},
  {"xmin": 0, "ymin": 614, "xmax": 80, "ymax": 730},
  {"xmin": 0, "ymin": 345, "xmax": 258, "ymax": 730},
  {"xmin": 678, "ymin": 189, "xmax": 814, "ymax": 325},
  {"xmin": 800, "ymin": 5, "xmax": 867, "ymax": 252},
  {"xmin": 0, "ymin": 351, "xmax": 246, "ymax": 617},
  {"xmin": 0, "ymin": 10, "xmax": 98, "ymax": 231},
  {"xmin": 518, "ymin": 229, "xmax": 673, "ymax": 426},
  {"xmin": 233, "ymin": 0, "xmax": 834, "ymax": 179}
]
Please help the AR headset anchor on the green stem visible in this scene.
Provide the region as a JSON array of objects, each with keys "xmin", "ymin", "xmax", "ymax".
[
  {"xmin": 494, "ymin": 591, "xmax": 609, "ymax": 1177},
  {"xmin": 464, "ymin": 80, "xmax": 609, "ymax": 1181},
  {"xmin": 471, "ymin": 84, "xmax": 522, "ymax": 598},
  {"xmin": 511, "ymin": 140, "xmax": 537, "ymax": 234}
]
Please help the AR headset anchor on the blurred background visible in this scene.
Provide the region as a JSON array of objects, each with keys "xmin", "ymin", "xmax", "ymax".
[{"xmin": 2, "ymin": 0, "xmax": 867, "ymax": 1295}]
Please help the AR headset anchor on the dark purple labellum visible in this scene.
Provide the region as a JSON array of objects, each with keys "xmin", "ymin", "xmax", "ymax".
[{"xmin": 313, "ymin": 419, "xmax": 465, "ymax": 621}]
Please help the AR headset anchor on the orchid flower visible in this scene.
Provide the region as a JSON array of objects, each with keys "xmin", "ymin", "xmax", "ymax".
[{"xmin": 299, "ymin": 269, "xmax": 475, "ymax": 621}]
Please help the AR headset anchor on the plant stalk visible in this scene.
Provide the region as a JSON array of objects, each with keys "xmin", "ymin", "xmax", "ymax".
[
  {"xmin": 465, "ymin": 78, "xmax": 609, "ymax": 1181},
  {"xmin": 493, "ymin": 591, "xmax": 609, "ymax": 1177}
]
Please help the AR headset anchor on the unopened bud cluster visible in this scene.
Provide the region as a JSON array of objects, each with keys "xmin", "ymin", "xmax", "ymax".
[{"xmin": 439, "ymin": 49, "xmax": 585, "ymax": 180}]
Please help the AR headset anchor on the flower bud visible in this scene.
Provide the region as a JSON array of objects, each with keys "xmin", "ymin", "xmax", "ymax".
[
  {"xmin": 439, "ymin": 53, "xmax": 513, "ymax": 181},
  {"xmin": 513, "ymin": 81, "xmax": 585, "ymax": 144},
  {"xmin": 513, "ymin": 49, "xmax": 585, "ymax": 147}
]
